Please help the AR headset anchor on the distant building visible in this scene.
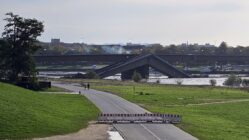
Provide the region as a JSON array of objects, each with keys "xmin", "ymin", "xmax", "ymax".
[
  {"xmin": 181, "ymin": 43, "xmax": 188, "ymax": 47},
  {"xmin": 203, "ymin": 43, "xmax": 215, "ymax": 47},
  {"xmin": 123, "ymin": 44, "xmax": 146, "ymax": 50},
  {"xmin": 51, "ymin": 38, "xmax": 60, "ymax": 45},
  {"xmin": 179, "ymin": 43, "xmax": 216, "ymax": 48}
]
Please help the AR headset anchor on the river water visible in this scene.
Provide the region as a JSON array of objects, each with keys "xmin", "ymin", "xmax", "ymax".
[
  {"xmin": 148, "ymin": 77, "xmax": 230, "ymax": 86},
  {"xmin": 105, "ymin": 75, "xmax": 249, "ymax": 86},
  {"xmin": 38, "ymin": 71, "xmax": 249, "ymax": 86}
]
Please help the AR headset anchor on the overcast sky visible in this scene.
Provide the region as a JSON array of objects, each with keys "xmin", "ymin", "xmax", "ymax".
[{"xmin": 1, "ymin": 0, "xmax": 249, "ymax": 46}]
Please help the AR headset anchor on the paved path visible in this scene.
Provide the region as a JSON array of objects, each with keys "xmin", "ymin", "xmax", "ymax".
[{"xmin": 53, "ymin": 82, "xmax": 198, "ymax": 140}]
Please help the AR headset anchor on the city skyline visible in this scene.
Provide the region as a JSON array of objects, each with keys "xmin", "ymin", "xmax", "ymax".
[{"xmin": 1, "ymin": 0, "xmax": 249, "ymax": 46}]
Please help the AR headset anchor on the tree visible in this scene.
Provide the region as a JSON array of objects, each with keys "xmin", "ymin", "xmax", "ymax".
[
  {"xmin": 200, "ymin": 47, "xmax": 213, "ymax": 55},
  {"xmin": 132, "ymin": 71, "xmax": 142, "ymax": 82},
  {"xmin": 242, "ymin": 79, "xmax": 249, "ymax": 87},
  {"xmin": 215, "ymin": 42, "xmax": 228, "ymax": 55},
  {"xmin": 232, "ymin": 46, "xmax": 244, "ymax": 55},
  {"xmin": 175, "ymin": 79, "xmax": 183, "ymax": 85},
  {"xmin": 1, "ymin": 12, "xmax": 44, "ymax": 82},
  {"xmin": 0, "ymin": 39, "xmax": 11, "ymax": 80},
  {"xmin": 210, "ymin": 79, "xmax": 217, "ymax": 86},
  {"xmin": 84, "ymin": 71, "xmax": 99, "ymax": 79},
  {"xmin": 165, "ymin": 45, "xmax": 180, "ymax": 54},
  {"xmin": 223, "ymin": 74, "xmax": 242, "ymax": 87}
]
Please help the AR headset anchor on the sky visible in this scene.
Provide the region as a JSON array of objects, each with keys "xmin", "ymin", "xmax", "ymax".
[{"xmin": 1, "ymin": 0, "xmax": 249, "ymax": 46}]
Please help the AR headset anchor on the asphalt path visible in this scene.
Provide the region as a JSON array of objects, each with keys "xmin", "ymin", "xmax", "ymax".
[{"xmin": 53, "ymin": 82, "xmax": 198, "ymax": 140}]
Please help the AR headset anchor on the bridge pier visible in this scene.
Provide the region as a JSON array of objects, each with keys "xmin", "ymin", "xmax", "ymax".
[{"xmin": 121, "ymin": 65, "xmax": 149, "ymax": 80}]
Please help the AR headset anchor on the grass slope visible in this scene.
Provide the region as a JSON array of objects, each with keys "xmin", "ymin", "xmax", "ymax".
[
  {"xmin": 40, "ymin": 86, "xmax": 70, "ymax": 92},
  {"xmin": 92, "ymin": 80, "xmax": 249, "ymax": 140},
  {"xmin": 0, "ymin": 82, "xmax": 99, "ymax": 139}
]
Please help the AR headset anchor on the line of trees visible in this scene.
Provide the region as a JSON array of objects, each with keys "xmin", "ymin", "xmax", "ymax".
[
  {"xmin": 139, "ymin": 42, "xmax": 249, "ymax": 56},
  {"xmin": 36, "ymin": 41, "xmax": 249, "ymax": 56}
]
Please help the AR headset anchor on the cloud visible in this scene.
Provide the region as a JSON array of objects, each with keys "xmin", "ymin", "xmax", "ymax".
[{"xmin": 0, "ymin": 0, "xmax": 249, "ymax": 46}]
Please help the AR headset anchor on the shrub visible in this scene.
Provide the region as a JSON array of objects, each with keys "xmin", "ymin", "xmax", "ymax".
[
  {"xmin": 223, "ymin": 74, "xmax": 242, "ymax": 87},
  {"xmin": 84, "ymin": 71, "xmax": 99, "ymax": 79},
  {"xmin": 242, "ymin": 79, "xmax": 249, "ymax": 87},
  {"xmin": 132, "ymin": 71, "xmax": 142, "ymax": 82},
  {"xmin": 175, "ymin": 79, "xmax": 183, "ymax": 85},
  {"xmin": 210, "ymin": 79, "xmax": 217, "ymax": 86}
]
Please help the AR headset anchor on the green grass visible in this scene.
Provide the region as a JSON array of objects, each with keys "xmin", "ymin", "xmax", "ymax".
[
  {"xmin": 91, "ymin": 80, "xmax": 249, "ymax": 140},
  {"xmin": 40, "ymin": 86, "xmax": 70, "ymax": 92},
  {"xmin": 0, "ymin": 82, "xmax": 99, "ymax": 139}
]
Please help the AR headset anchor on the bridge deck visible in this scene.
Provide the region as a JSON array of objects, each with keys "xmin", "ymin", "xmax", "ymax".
[
  {"xmin": 34, "ymin": 54, "xmax": 249, "ymax": 64},
  {"xmin": 96, "ymin": 54, "xmax": 190, "ymax": 78}
]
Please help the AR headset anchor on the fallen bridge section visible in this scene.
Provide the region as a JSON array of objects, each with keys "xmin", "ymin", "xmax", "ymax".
[
  {"xmin": 98, "ymin": 113, "xmax": 181, "ymax": 124},
  {"xmin": 96, "ymin": 54, "xmax": 190, "ymax": 79}
]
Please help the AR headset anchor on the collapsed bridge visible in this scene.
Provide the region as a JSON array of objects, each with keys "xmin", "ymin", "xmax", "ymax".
[
  {"xmin": 35, "ymin": 54, "xmax": 249, "ymax": 77},
  {"xmin": 95, "ymin": 54, "xmax": 190, "ymax": 79}
]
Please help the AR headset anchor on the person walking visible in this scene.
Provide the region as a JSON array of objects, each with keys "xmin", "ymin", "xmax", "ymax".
[{"xmin": 87, "ymin": 83, "xmax": 90, "ymax": 90}]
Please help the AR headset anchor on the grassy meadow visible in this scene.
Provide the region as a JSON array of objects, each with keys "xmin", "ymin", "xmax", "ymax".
[
  {"xmin": 40, "ymin": 86, "xmax": 70, "ymax": 92},
  {"xmin": 0, "ymin": 82, "xmax": 99, "ymax": 139},
  {"xmin": 74, "ymin": 79, "xmax": 249, "ymax": 140}
]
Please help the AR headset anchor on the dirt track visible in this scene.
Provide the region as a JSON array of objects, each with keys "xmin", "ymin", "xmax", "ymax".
[{"xmin": 34, "ymin": 123, "xmax": 109, "ymax": 140}]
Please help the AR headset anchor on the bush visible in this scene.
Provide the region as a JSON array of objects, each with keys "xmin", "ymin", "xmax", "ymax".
[
  {"xmin": 210, "ymin": 79, "xmax": 217, "ymax": 86},
  {"xmin": 175, "ymin": 79, "xmax": 183, "ymax": 85},
  {"xmin": 84, "ymin": 71, "xmax": 99, "ymax": 79},
  {"xmin": 223, "ymin": 74, "xmax": 242, "ymax": 87},
  {"xmin": 242, "ymin": 79, "xmax": 249, "ymax": 87},
  {"xmin": 132, "ymin": 71, "xmax": 142, "ymax": 82}
]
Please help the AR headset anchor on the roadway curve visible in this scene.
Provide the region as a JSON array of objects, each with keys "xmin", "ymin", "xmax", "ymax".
[{"xmin": 53, "ymin": 82, "xmax": 198, "ymax": 140}]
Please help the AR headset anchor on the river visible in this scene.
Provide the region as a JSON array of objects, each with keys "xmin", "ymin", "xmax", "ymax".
[
  {"xmin": 105, "ymin": 75, "xmax": 249, "ymax": 86},
  {"xmin": 38, "ymin": 71, "xmax": 249, "ymax": 86}
]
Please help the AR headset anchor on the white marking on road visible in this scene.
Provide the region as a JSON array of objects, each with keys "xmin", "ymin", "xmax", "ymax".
[{"xmin": 140, "ymin": 124, "xmax": 162, "ymax": 140}]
